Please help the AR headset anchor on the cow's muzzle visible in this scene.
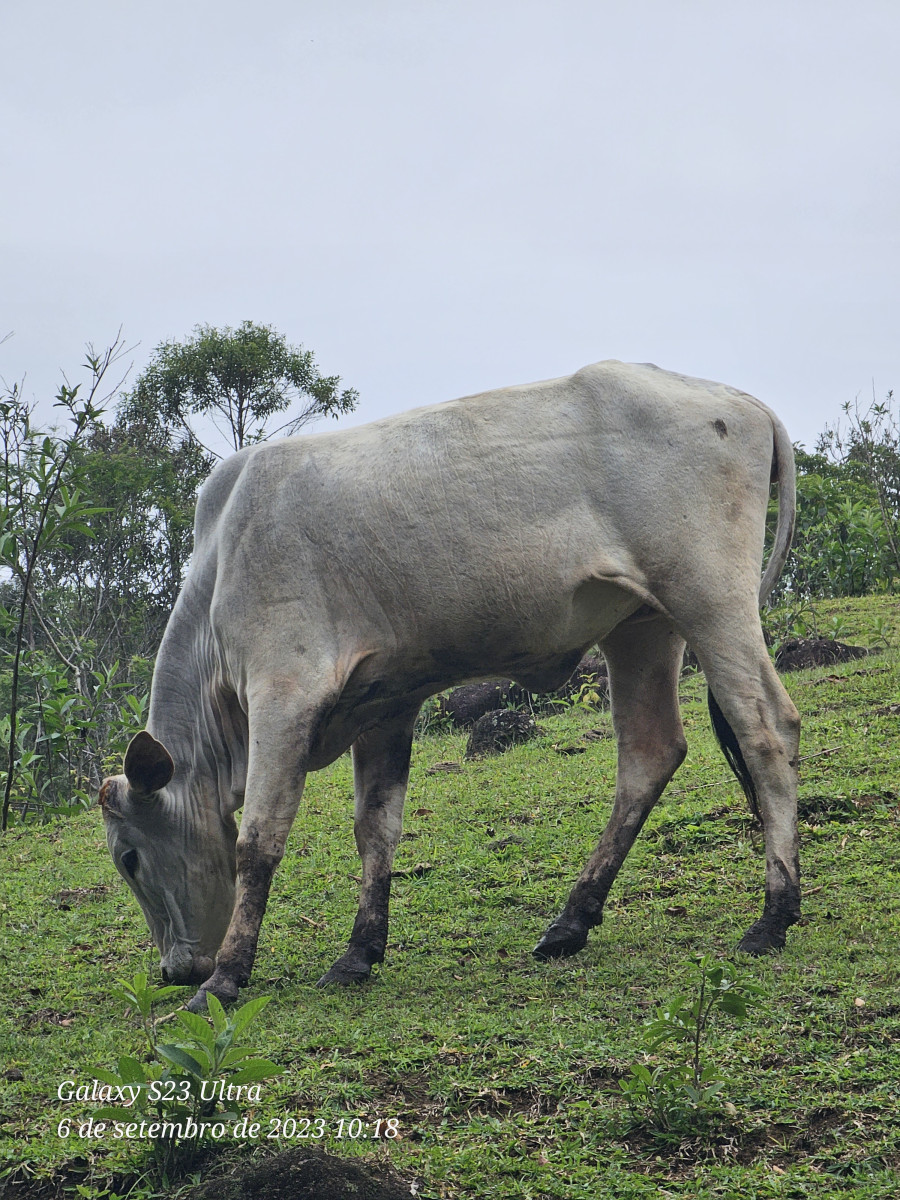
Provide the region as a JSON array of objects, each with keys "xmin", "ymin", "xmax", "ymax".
[{"xmin": 161, "ymin": 949, "xmax": 215, "ymax": 986}]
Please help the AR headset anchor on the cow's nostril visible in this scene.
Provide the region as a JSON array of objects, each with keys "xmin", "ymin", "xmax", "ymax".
[{"xmin": 161, "ymin": 966, "xmax": 171, "ymax": 983}]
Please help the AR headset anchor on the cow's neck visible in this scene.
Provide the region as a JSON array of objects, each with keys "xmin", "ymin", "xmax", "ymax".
[{"xmin": 146, "ymin": 607, "xmax": 235, "ymax": 831}]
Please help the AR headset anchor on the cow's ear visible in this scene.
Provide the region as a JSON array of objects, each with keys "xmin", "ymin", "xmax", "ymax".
[{"xmin": 124, "ymin": 731, "xmax": 175, "ymax": 797}]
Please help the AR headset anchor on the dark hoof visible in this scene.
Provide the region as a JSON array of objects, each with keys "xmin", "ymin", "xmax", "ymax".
[
  {"xmin": 187, "ymin": 971, "xmax": 240, "ymax": 1012},
  {"xmin": 736, "ymin": 921, "xmax": 787, "ymax": 956},
  {"xmin": 316, "ymin": 947, "xmax": 376, "ymax": 987},
  {"xmin": 533, "ymin": 916, "xmax": 590, "ymax": 960}
]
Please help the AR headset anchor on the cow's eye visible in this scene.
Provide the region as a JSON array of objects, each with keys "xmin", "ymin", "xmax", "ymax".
[{"xmin": 121, "ymin": 849, "xmax": 139, "ymax": 878}]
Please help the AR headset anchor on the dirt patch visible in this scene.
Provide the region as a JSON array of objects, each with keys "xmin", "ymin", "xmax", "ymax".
[
  {"xmin": 553, "ymin": 653, "xmax": 608, "ymax": 704},
  {"xmin": 0, "ymin": 1149, "xmax": 418, "ymax": 1200},
  {"xmin": 439, "ymin": 678, "xmax": 530, "ymax": 727},
  {"xmin": 182, "ymin": 1147, "xmax": 417, "ymax": 1200},
  {"xmin": 620, "ymin": 1105, "xmax": 855, "ymax": 1171},
  {"xmin": 451, "ymin": 1084, "xmax": 555, "ymax": 1118},
  {"xmin": 24, "ymin": 1008, "xmax": 76, "ymax": 1028},
  {"xmin": 440, "ymin": 654, "xmax": 609, "ymax": 729},
  {"xmin": 50, "ymin": 885, "xmax": 110, "ymax": 909},
  {"xmin": 464, "ymin": 710, "xmax": 540, "ymax": 758},
  {"xmin": 774, "ymin": 637, "xmax": 871, "ymax": 672},
  {"xmin": 797, "ymin": 793, "xmax": 862, "ymax": 822}
]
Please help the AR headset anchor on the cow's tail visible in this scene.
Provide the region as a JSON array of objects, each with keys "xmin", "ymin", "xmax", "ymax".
[
  {"xmin": 708, "ymin": 410, "xmax": 796, "ymax": 825},
  {"xmin": 708, "ymin": 690, "xmax": 761, "ymax": 823},
  {"xmin": 757, "ymin": 412, "xmax": 796, "ymax": 606}
]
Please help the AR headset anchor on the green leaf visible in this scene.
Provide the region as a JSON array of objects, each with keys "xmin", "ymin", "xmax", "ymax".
[
  {"xmin": 228, "ymin": 1059, "xmax": 284, "ymax": 1085},
  {"xmin": 156, "ymin": 1045, "xmax": 205, "ymax": 1076},
  {"xmin": 717, "ymin": 993, "xmax": 748, "ymax": 1018},
  {"xmin": 148, "ymin": 986, "xmax": 189, "ymax": 1008},
  {"xmin": 181, "ymin": 1038, "xmax": 216, "ymax": 1073},
  {"xmin": 176, "ymin": 1010, "xmax": 216, "ymax": 1050},
  {"xmin": 93, "ymin": 1067, "xmax": 126, "ymax": 1088},
  {"xmin": 742, "ymin": 982, "xmax": 767, "ymax": 998},
  {"xmin": 94, "ymin": 1106, "xmax": 137, "ymax": 1121},
  {"xmin": 230, "ymin": 995, "xmax": 270, "ymax": 1038},
  {"xmin": 115, "ymin": 1056, "xmax": 148, "ymax": 1085},
  {"xmin": 217, "ymin": 1047, "xmax": 259, "ymax": 1071},
  {"xmin": 206, "ymin": 992, "xmax": 228, "ymax": 1035}
]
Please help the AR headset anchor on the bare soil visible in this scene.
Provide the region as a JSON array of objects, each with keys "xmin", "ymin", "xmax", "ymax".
[
  {"xmin": 0, "ymin": 1149, "xmax": 417, "ymax": 1200},
  {"xmin": 440, "ymin": 654, "xmax": 608, "ymax": 728},
  {"xmin": 464, "ymin": 709, "xmax": 539, "ymax": 758},
  {"xmin": 181, "ymin": 1146, "xmax": 416, "ymax": 1200},
  {"xmin": 774, "ymin": 636, "xmax": 871, "ymax": 672}
]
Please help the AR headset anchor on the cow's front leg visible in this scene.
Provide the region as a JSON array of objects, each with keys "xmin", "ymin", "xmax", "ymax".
[
  {"xmin": 534, "ymin": 621, "xmax": 687, "ymax": 960},
  {"xmin": 317, "ymin": 710, "xmax": 417, "ymax": 986},
  {"xmin": 188, "ymin": 689, "xmax": 311, "ymax": 1012},
  {"xmin": 188, "ymin": 828, "xmax": 295, "ymax": 1011}
]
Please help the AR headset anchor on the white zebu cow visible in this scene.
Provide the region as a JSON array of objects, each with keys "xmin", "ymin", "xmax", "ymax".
[{"xmin": 100, "ymin": 361, "xmax": 800, "ymax": 1013}]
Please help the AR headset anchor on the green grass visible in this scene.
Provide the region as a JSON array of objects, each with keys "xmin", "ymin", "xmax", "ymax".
[{"xmin": 2, "ymin": 595, "xmax": 899, "ymax": 1198}]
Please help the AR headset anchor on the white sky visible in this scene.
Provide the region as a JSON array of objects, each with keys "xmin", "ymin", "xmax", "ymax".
[{"xmin": 3, "ymin": 0, "xmax": 899, "ymax": 453}]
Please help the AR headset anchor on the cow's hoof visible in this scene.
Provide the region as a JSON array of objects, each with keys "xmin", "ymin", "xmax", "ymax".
[
  {"xmin": 187, "ymin": 971, "xmax": 240, "ymax": 1012},
  {"xmin": 316, "ymin": 947, "xmax": 375, "ymax": 987},
  {"xmin": 736, "ymin": 921, "xmax": 787, "ymax": 956},
  {"xmin": 533, "ymin": 915, "xmax": 590, "ymax": 960}
]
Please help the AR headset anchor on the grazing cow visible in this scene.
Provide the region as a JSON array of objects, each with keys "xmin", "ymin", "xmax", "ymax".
[{"xmin": 100, "ymin": 361, "xmax": 800, "ymax": 1013}]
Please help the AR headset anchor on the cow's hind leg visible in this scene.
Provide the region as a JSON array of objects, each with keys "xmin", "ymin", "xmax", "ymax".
[
  {"xmin": 534, "ymin": 619, "xmax": 687, "ymax": 959},
  {"xmin": 692, "ymin": 622, "xmax": 801, "ymax": 954},
  {"xmin": 317, "ymin": 709, "xmax": 418, "ymax": 986}
]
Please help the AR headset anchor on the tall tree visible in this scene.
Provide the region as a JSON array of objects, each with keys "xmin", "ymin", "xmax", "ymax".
[
  {"xmin": 1, "ymin": 341, "xmax": 122, "ymax": 828},
  {"xmin": 48, "ymin": 414, "xmax": 214, "ymax": 664},
  {"xmin": 118, "ymin": 321, "xmax": 358, "ymax": 459}
]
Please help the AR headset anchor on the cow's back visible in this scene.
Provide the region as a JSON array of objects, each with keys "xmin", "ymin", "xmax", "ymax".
[{"xmin": 190, "ymin": 361, "xmax": 781, "ymax": 697}]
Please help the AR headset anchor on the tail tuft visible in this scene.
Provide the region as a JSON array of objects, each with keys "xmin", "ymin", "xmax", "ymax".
[{"xmin": 708, "ymin": 689, "xmax": 761, "ymax": 825}]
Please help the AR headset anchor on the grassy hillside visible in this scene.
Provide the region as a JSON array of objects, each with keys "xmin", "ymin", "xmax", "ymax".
[{"xmin": 1, "ymin": 595, "xmax": 899, "ymax": 1199}]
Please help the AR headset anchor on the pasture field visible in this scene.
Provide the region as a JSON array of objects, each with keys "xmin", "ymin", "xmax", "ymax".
[{"xmin": 1, "ymin": 594, "xmax": 899, "ymax": 1199}]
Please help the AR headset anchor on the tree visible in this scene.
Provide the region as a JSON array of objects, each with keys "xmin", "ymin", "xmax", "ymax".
[
  {"xmin": 49, "ymin": 414, "xmax": 214, "ymax": 665},
  {"xmin": 765, "ymin": 441, "xmax": 898, "ymax": 606},
  {"xmin": 1, "ymin": 340, "xmax": 124, "ymax": 829},
  {"xmin": 118, "ymin": 321, "xmax": 358, "ymax": 459},
  {"xmin": 818, "ymin": 390, "xmax": 900, "ymax": 577}
]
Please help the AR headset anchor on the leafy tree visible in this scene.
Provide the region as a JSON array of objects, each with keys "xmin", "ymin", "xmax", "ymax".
[
  {"xmin": 47, "ymin": 414, "xmax": 214, "ymax": 665},
  {"xmin": 0, "ymin": 341, "xmax": 124, "ymax": 828},
  {"xmin": 818, "ymin": 391, "xmax": 900, "ymax": 576},
  {"xmin": 119, "ymin": 321, "xmax": 358, "ymax": 459},
  {"xmin": 57, "ymin": 322, "xmax": 356, "ymax": 664},
  {"xmin": 766, "ymin": 448, "xmax": 894, "ymax": 605},
  {"xmin": 766, "ymin": 415, "xmax": 899, "ymax": 607}
]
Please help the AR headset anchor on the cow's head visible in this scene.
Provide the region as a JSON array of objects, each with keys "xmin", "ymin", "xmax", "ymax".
[{"xmin": 100, "ymin": 731, "xmax": 237, "ymax": 985}]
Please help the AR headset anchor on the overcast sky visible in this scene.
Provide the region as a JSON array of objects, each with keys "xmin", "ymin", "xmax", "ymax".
[{"xmin": 3, "ymin": 1, "xmax": 899, "ymax": 453}]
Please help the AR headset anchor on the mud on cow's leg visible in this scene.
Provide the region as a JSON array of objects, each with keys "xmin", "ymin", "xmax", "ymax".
[
  {"xmin": 317, "ymin": 710, "xmax": 417, "ymax": 987},
  {"xmin": 534, "ymin": 620, "xmax": 687, "ymax": 961},
  {"xmin": 188, "ymin": 834, "xmax": 286, "ymax": 1011},
  {"xmin": 706, "ymin": 657, "xmax": 801, "ymax": 954},
  {"xmin": 188, "ymin": 685, "xmax": 313, "ymax": 1013},
  {"xmin": 687, "ymin": 608, "xmax": 801, "ymax": 955}
]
